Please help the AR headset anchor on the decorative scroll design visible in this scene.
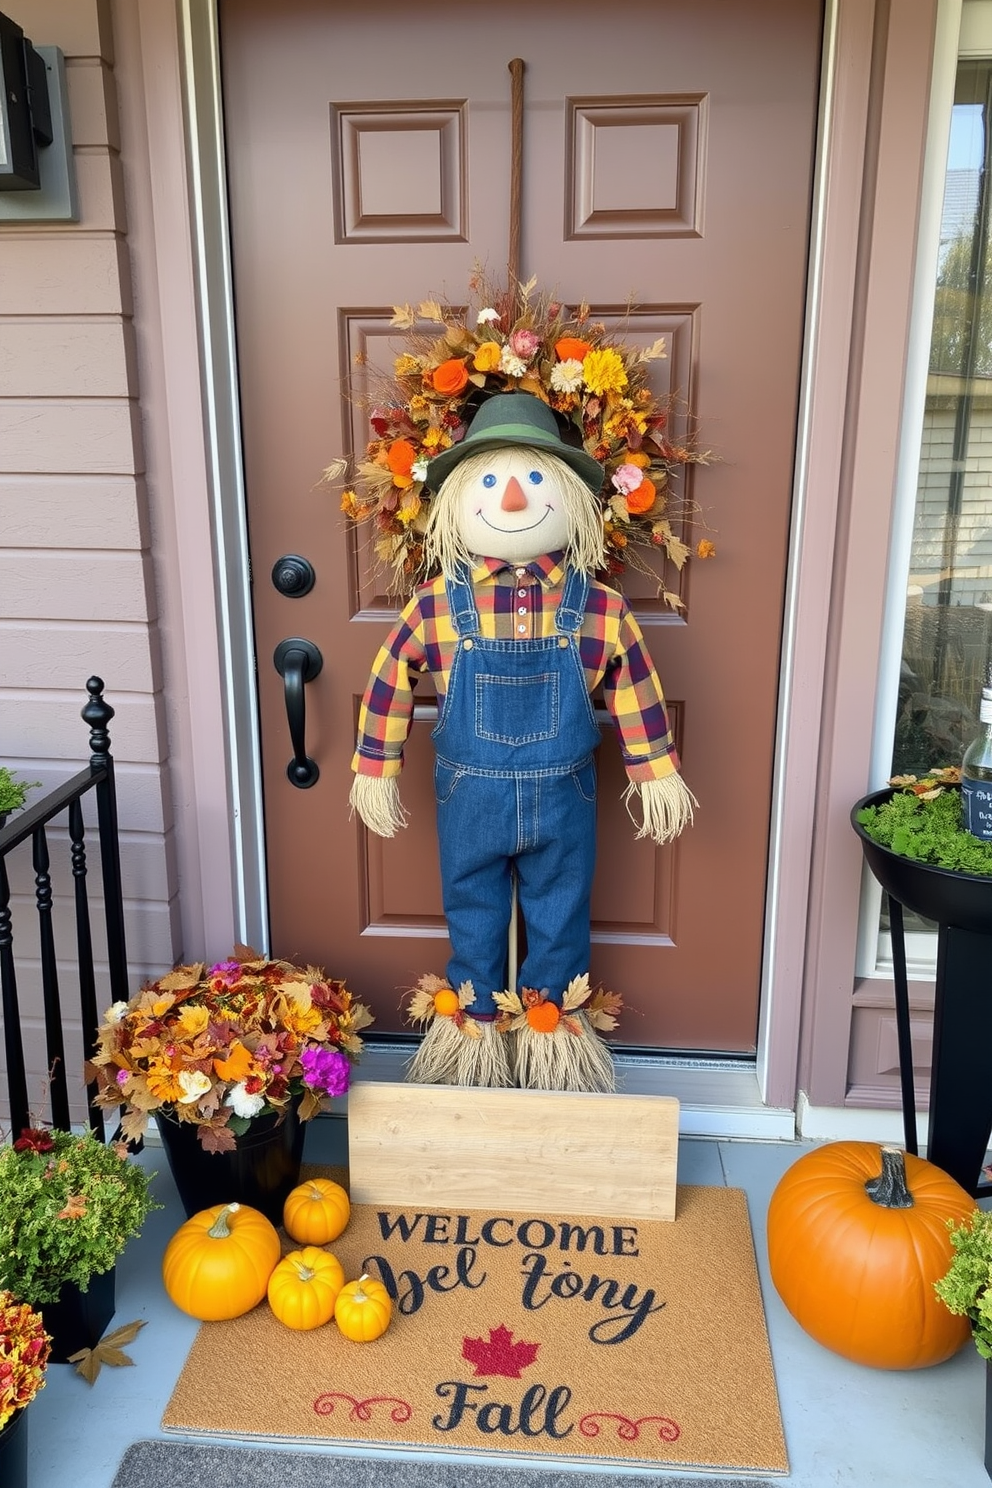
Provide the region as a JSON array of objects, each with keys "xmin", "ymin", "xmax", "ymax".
[
  {"xmin": 579, "ymin": 1411, "xmax": 681, "ymax": 1442},
  {"xmin": 313, "ymin": 1391, "xmax": 413, "ymax": 1425}
]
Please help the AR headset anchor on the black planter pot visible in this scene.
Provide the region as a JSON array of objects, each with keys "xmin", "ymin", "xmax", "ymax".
[
  {"xmin": 156, "ymin": 1102, "xmax": 306, "ymax": 1225},
  {"xmin": 851, "ymin": 787, "xmax": 992, "ymax": 933},
  {"xmin": 0, "ymin": 1403, "xmax": 29, "ymax": 1488},
  {"xmin": 39, "ymin": 1267, "xmax": 116, "ymax": 1363},
  {"xmin": 852, "ymin": 786, "xmax": 992, "ymax": 1196}
]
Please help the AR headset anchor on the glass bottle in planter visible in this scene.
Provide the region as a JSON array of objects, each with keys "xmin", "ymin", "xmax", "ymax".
[{"xmin": 962, "ymin": 677, "xmax": 992, "ymax": 841}]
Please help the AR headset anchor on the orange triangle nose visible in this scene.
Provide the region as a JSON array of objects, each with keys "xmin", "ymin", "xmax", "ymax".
[{"xmin": 500, "ymin": 475, "xmax": 528, "ymax": 512}]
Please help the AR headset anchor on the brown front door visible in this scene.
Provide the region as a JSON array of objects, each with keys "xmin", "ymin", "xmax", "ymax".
[{"xmin": 219, "ymin": 0, "xmax": 821, "ymax": 1051}]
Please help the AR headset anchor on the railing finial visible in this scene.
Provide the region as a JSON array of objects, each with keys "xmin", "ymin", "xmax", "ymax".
[{"xmin": 82, "ymin": 677, "xmax": 115, "ymax": 766}]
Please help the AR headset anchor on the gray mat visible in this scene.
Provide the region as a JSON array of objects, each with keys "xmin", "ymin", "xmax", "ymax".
[{"xmin": 111, "ymin": 1440, "xmax": 775, "ymax": 1488}]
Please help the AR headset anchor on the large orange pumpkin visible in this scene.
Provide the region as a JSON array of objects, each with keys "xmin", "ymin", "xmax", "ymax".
[
  {"xmin": 767, "ymin": 1141, "xmax": 975, "ymax": 1369},
  {"xmin": 162, "ymin": 1201, "xmax": 281, "ymax": 1321}
]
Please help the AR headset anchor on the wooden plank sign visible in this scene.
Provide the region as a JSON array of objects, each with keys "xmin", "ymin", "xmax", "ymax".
[{"xmin": 347, "ymin": 1082, "xmax": 679, "ymax": 1221}]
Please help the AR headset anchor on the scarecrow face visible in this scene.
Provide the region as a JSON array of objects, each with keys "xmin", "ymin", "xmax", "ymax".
[{"xmin": 455, "ymin": 447, "xmax": 573, "ymax": 564}]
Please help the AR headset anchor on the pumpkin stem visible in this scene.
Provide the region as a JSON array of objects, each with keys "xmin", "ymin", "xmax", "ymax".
[
  {"xmin": 864, "ymin": 1145, "xmax": 914, "ymax": 1208},
  {"xmin": 207, "ymin": 1202, "xmax": 240, "ymax": 1238},
  {"xmin": 353, "ymin": 1272, "xmax": 370, "ymax": 1301},
  {"xmin": 291, "ymin": 1257, "xmax": 316, "ymax": 1282}
]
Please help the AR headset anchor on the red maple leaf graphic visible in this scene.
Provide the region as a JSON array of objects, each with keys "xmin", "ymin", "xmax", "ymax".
[{"xmin": 461, "ymin": 1324, "xmax": 540, "ymax": 1378}]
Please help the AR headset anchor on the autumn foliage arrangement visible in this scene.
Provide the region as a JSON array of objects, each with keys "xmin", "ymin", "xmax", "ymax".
[
  {"xmin": 0, "ymin": 1127, "xmax": 157, "ymax": 1306},
  {"xmin": 331, "ymin": 270, "xmax": 711, "ymax": 607},
  {"xmin": 87, "ymin": 947, "xmax": 374, "ymax": 1152},
  {"xmin": 0, "ymin": 1292, "xmax": 50, "ymax": 1430}
]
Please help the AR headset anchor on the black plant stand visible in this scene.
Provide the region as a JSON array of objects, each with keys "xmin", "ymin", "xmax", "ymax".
[{"xmin": 852, "ymin": 788, "xmax": 992, "ymax": 1198}]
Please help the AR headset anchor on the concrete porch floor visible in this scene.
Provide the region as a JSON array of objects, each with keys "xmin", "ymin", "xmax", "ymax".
[{"xmin": 22, "ymin": 1112, "xmax": 991, "ymax": 1488}]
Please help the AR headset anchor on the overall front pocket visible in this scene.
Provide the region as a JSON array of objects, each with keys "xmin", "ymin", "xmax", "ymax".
[{"xmin": 475, "ymin": 672, "xmax": 560, "ymax": 746}]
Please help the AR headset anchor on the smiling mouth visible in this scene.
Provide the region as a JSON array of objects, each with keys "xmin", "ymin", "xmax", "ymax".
[{"xmin": 477, "ymin": 506, "xmax": 551, "ymax": 534}]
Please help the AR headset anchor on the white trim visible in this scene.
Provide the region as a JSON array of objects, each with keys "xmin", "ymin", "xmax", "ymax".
[
  {"xmin": 178, "ymin": 0, "xmax": 269, "ymax": 950},
  {"xmin": 756, "ymin": 0, "xmax": 841, "ymax": 1104},
  {"xmin": 351, "ymin": 1044, "xmax": 797, "ymax": 1141},
  {"xmin": 797, "ymin": 1090, "xmax": 931, "ymax": 1145}
]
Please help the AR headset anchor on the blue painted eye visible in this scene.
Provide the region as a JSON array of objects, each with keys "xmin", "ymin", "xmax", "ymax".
[
  {"xmin": 482, "ymin": 472, "xmax": 497, "ymax": 488},
  {"xmin": 528, "ymin": 470, "xmax": 544, "ymax": 485}
]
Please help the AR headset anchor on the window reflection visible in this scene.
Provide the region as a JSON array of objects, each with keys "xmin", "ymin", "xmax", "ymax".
[{"xmin": 895, "ymin": 60, "xmax": 992, "ymax": 778}]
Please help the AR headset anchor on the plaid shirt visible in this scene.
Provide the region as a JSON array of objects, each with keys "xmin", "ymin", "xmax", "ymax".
[{"xmin": 352, "ymin": 554, "xmax": 680, "ymax": 784}]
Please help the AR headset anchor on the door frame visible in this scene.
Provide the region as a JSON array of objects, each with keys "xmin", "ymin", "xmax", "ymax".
[{"xmin": 116, "ymin": 0, "xmax": 948, "ymax": 1127}]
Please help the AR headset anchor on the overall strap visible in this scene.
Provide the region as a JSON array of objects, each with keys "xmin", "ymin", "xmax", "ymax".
[
  {"xmin": 555, "ymin": 566, "xmax": 590, "ymax": 633},
  {"xmin": 445, "ymin": 564, "xmax": 480, "ymax": 637}
]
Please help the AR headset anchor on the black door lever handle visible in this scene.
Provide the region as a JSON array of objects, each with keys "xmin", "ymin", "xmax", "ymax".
[{"xmin": 273, "ymin": 638, "xmax": 323, "ymax": 788}]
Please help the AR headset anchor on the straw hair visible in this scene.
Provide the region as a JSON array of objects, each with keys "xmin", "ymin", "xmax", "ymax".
[
  {"xmin": 623, "ymin": 774, "xmax": 698, "ymax": 844},
  {"xmin": 349, "ymin": 773, "xmax": 408, "ymax": 837},
  {"xmin": 423, "ymin": 448, "xmax": 607, "ymax": 579}
]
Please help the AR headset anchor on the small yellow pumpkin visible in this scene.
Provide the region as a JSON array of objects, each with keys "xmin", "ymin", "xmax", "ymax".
[
  {"xmin": 267, "ymin": 1246, "xmax": 345, "ymax": 1330},
  {"xmin": 162, "ymin": 1202, "xmax": 281, "ymax": 1321},
  {"xmin": 282, "ymin": 1177, "xmax": 351, "ymax": 1245},
  {"xmin": 334, "ymin": 1273, "xmax": 392, "ymax": 1342}
]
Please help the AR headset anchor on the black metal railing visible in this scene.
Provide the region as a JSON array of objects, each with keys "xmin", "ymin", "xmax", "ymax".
[{"xmin": 0, "ymin": 677, "xmax": 128, "ymax": 1139}]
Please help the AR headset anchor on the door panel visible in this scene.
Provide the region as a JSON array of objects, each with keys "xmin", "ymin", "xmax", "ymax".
[{"xmin": 219, "ymin": 0, "xmax": 822, "ymax": 1050}]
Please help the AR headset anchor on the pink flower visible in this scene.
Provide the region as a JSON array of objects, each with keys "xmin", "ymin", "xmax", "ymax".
[
  {"xmin": 509, "ymin": 328, "xmax": 541, "ymax": 362},
  {"xmin": 611, "ymin": 463, "xmax": 645, "ymax": 495},
  {"xmin": 300, "ymin": 1047, "xmax": 351, "ymax": 1097}
]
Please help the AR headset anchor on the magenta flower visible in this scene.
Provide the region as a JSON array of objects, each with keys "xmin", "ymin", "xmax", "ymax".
[
  {"xmin": 208, "ymin": 959, "xmax": 242, "ymax": 986},
  {"xmin": 300, "ymin": 1046, "xmax": 351, "ymax": 1097}
]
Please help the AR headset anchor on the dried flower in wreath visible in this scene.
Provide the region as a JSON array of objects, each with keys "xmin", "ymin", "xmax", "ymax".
[{"xmin": 327, "ymin": 271, "xmax": 712, "ymax": 609}]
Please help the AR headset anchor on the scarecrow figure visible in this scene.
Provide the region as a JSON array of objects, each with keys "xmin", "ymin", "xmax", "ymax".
[{"xmin": 350, "ymin": 393, "xmax": 696, "ymax": 1091}]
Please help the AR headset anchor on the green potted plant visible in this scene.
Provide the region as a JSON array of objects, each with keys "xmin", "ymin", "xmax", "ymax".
[
  {"xmin": 0, "ymin": 1126, "xmax": 158, "ymax": 1362},
  {"xmin": 0, "ymin": 1291, "xmax": 50, "ymax": 1488},
  {"xmin": 851, "ymin": 767, "xmax": 992, "ymax": 933},
  {"xmin": 935, "ymin": 1210, "xmax": 992, "ymax": 1475},
  {"xmin": 0, "ymin": 767, "xmax": 40, "ymax": 828}
]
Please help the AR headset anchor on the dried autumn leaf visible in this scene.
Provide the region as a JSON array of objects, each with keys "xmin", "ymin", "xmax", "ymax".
[
  {"xmin": 561, "ymin": 974, "xmax": 592, "ymax": 1011},
  {"xmin": 493, "ymin": 990, "xmax": 524, "ymax": 1016},
  {"xmin": 349, "ymin": 1003, "xmax": 376, "ymax": 1033},
  {"xmin": 321, "ymin": 457, "xmax": 348, "ymax": 484},
  {"xmin": 199, "ymin": 1122, "xmax": 238, "ymax": 1154},
  {"xmin": 156, "ymin": 966, "xmax": 204, "ymax": 992},
  {"xmin": 665, "ymin": 535, "xmax": 691, "ymax": 570},
  {"xmin": 459, "ymin": 1016, "xmax": 483, "ymax": 1040},
  {"xmin": 456, "ymin": 981, "xmax": 477, "ymax": 1009},
  {"xmin": 390, "ymin": 303, "xmax": 417, "ymax": 330},
  {"xmin": 418, "ymin": 298, "xmax": 447, "ymax": 323},
  {"xmin": 662, "ymin": 590, "xmax": 686, "ymax": 611},
  {"xmin": 298, "ymin": 1088, "xmax": 323, "ymax": 1122},
  {"xmin": 69, "ymin": 1320, "xmax": 147, "ymax": 1385},
  {"xmin": 407, "ymin": 988, "xmax": 437, "ymax": 1023},
  {"xmin": 120, "ymin": 1109, "xmax": 149, "ymax": 1145},
  {"xmin": 640, "ymin": 336, "xmax": 668, "ymax": 361}
]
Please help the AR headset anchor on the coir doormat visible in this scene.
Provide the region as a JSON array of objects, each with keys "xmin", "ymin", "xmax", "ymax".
[{"xmin": 162, "ymin": 1178, "xmax": 787, "ymax": 1476}]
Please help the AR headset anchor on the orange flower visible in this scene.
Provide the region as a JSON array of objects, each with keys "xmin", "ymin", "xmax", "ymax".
[
  {"xmin": 696, "ymin": 538, "xmax": 717, "ymax": 559},
  {"xmin": 386, "ymin": 439, "xmax": 417, "ymax": 489},
  {"xmin": 473, "ymin": 342, "xmax": 502, "ymax": 373},
  {"xmin": 212, "ymin": 1039, "xmax": 255, "ymax": 1082},
  {"xmin": 625, "ymin": 477, "xmax": 656, "ymax": 515},
  {"xmin": 432, "ymin": 358, "xmax": 469, "ymax": 396},
  {"xmin": 625, "ymin": 450, "xmax": 651, "ymax": 468},
  {"xmin": 555, "ymin": 337, "xmax": 591, "ymax": 363}
]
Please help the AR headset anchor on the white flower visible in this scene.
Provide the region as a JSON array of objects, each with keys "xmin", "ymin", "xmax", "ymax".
[
  {"xmin": 476, "ymin": 307, "xmax": 500, "ymax": 325},
  {"xmin": 226, "ymin": 1082, "xmax": 267, "ymax": 1118},
  {"xmin": 177, "ymin": 1069, "xmax": 213, "ymax": 1104},
  {"xmin": 499, "ymin": 347, "xmax": 528, "ymax": 378},
  {"xmin": 411, "ymin": 458, "xmax": 429, "ymax": 483},
  {"xmin": 104, "ymin": 1001, "xmax": 130, "ymax": 1025},
  {"xmin": 550, "ymin": 358, "xmax": 584, "ymax": 394}
]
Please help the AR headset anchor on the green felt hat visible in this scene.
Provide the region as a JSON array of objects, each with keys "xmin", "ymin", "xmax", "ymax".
[{"xmin": 425, "ymin": 392, "xmax": 604, "ymax": 494}]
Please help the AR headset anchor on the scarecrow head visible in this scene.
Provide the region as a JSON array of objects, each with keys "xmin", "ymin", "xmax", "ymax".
[{"xmin": 423, "ymin": 392, "xmax": 607, "ymax": 576}]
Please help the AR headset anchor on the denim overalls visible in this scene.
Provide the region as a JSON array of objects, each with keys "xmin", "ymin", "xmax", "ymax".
[{"xmin": 432, "ymin": 564, "xmax": 601, "ymax": 1015}]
